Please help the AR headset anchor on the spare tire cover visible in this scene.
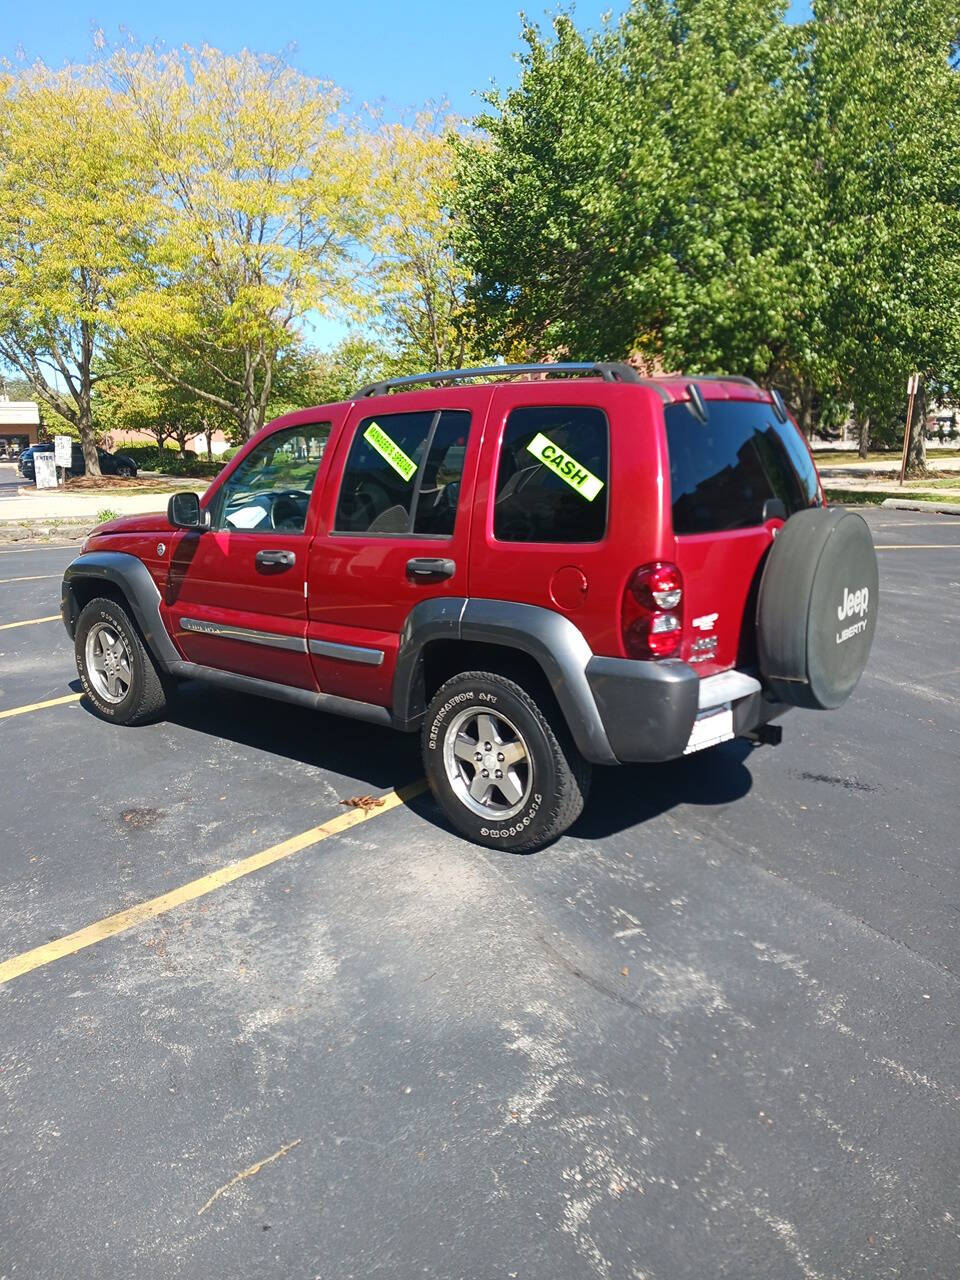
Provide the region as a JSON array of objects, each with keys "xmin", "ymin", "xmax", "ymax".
[{"xmin": 757, "ymin": 507, "xmax": 878, "ymax": 710}]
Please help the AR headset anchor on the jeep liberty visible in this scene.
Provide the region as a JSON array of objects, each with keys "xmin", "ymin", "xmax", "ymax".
[{"xmin": 61, "ymin": 362, "xmax": 879, "ymax": 851}]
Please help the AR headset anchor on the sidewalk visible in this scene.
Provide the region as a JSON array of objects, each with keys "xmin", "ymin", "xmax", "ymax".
[{"xmin": 8, "ymin": 489, "xmax": 175, "ymax": 519}]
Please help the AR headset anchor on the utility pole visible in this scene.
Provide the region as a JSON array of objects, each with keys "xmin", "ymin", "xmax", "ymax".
[{"xmin": 899, "ymin": 373, "xmax": 920, "ymax": 486}]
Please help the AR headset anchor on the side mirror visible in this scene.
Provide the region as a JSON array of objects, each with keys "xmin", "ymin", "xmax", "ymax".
[
  {"xmin": 167, "ymin": 491, "xmax": 209, "ymax": 531},
  {"xmin": 762, "ymin": 497, "xmax": 787, "ymax": 523}
]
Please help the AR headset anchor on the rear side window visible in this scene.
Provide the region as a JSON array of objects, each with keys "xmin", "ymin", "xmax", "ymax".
[
  {"xmin": 494, "ymin": 406, "xmax": 608, "ymax": 543},
  {"xmin": 334, "ymin": 410, "xmax": 471, "ymax": 536},
  {"xmin": 664, "ymin": 401, "xmax": 821, "ymax": 535}
]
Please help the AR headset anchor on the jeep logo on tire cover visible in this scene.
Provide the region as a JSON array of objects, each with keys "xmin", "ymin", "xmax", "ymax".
[{"xmin": 836, "ymin": 585, "xmax": 870, "ymax": 645}]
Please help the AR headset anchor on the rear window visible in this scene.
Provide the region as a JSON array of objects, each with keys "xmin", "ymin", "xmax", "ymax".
[
  {"xmin": 494, "ymin": 406, "xmax": 609, "ymax": 543},
  {"xmin": 664, "ymin": 400, "xmax": 821, "ymax": 535}
]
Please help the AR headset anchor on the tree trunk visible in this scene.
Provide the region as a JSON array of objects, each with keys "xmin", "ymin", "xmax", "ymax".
[
  {"xmin": 857, "ymin": 415, "xmax": 870, "ymax": 459},
  {"xmin": 204, "ymin": 421, "xmax": 213, "ymax": 462},
  {"xmin": 76, "ymin": 319, "xmax": 102, "ymax": 477},
  {"xmin": 905, "ymin": 381, "xmax": 928, "ymax": 479},
  {"xmin": 798, "ymin": 382, "xmax": 814, "ymax": 439},
  {"xmin": 77, "ymin": 407, "xmax": 101, "ymax": 478}
]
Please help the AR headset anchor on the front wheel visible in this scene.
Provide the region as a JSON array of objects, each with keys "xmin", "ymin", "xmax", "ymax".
[
  {"xmin": 75, "ymin": 597, "xmax": 169, "ymax": 725},
  {"xmin": 422, "ymin": 670, "xmax": 591, "ymax": 852}
]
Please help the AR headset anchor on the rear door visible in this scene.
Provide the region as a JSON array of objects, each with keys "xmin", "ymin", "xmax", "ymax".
[
  {"xmin": 305, "ymin": 392, "xmax": 487, "ymax": 707},
  {"xmin": 469, "ymin": 383, "xmax": 662, "ymax": 658},
  {"xmin": 664, "ymin": 397, "xmax": 822, "ymax": 676}
]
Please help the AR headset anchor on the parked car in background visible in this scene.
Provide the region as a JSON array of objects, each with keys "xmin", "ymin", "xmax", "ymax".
[{"xmin": 19, "ymin": 443, "xmax": 138, "ymax": 481}]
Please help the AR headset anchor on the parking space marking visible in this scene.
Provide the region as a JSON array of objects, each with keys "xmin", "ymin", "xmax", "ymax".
[
  {"xmin": 0, "ymin": 614, "xmax": 60, "ymax": 630},
  {"xmin": 0, "ymin": 780, "xmax": 428, "ymax": 987},
  {"xmin": 0, "ymin": 574, "xmax": 61, "ymax": 584},
  {"xmin": 0, "ymin": 693, "xmax": 82, "ymax": 721},
  {"xmin": 874, "ymin": 544, "xmax": 959, "ymax": 550}
]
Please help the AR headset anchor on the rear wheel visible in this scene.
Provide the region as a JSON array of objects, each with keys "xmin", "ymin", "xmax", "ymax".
[
  {"xmin": 75, "ymin": 597, "xmax": 168, "ymax": 725},
  {"xmin": 422, "ymin": 670, "xmax": 591, "ymax": 852}
]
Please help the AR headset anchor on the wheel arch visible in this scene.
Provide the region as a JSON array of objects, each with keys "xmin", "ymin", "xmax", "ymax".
[
  {"xmin": 393, "ymin": 597, "xmax": 618, "ymax": 765},
  {"xmin": 62, "ymin": 552, "xmax": 181, "ymax": 670}
]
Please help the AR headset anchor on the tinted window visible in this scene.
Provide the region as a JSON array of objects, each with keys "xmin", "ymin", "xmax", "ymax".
[
  {"xmin": 334, "ymin": 410, "xmax": 471, "ymax": 536},
  {"xmin": 211, "ymin": 423, "xmax": 330, "ymax": 533},
  {"xmin": 412, "ymin": 412, "xmax": 470, "ymax": 536},
  {"xmin": 665, "ymin": 401, "xmax": 821, "ymax": 535},
  {"xmin": 494, "ymin": 406, "xmax": 608, "ymax": 543}
]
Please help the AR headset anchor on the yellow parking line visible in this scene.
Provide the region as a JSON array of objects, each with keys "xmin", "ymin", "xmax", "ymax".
[
  {"xmin": 0, "ymin": 574, "xmax": 60, "ymax": 584},
  {"xmin": 0, "ymin": 693, "xmax": 82, "ymax": 720},
  {"xmin": 0, "ymin": 780, "xmax": 428, "ymax": 987},
  {"xmin": 0, "ymin": 614, "xmax": 60, "ymax": 630}
]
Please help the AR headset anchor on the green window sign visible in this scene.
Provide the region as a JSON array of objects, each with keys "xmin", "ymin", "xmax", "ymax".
[
  {"xmin": 525, "ymin": 432, "xmax": 604, "ymax": 501},
  {"xmin": 363, "ymin": 421, "xmax": 418, "ymax": 481}
]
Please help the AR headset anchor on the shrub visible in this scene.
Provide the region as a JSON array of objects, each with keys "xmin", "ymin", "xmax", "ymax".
[
  {"xmin": 95, "ymin": 507, "xmax": 120, "ymax": 523},
  {"xmin": 110, "ymin": 442, "xmax": 223, "ymax": 478}
]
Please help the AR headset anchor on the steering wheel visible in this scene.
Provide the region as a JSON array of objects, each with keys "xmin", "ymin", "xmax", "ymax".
[{"xmin": 268, "ymin": 490, "xmax": 309, "ymax": 531}]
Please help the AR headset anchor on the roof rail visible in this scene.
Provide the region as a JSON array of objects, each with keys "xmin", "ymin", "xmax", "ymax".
[
  {"xmin": 694, "ymin": 373, "xmax": 761, "ymax": 389},
  {"xmin": 356, "ymin": 361, "xmax": 643, "ymax": 398}
]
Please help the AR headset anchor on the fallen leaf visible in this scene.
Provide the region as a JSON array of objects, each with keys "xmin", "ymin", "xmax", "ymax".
[{"xmin": 341, "ymin": 794, "xmax": 386, "ymax": 812}]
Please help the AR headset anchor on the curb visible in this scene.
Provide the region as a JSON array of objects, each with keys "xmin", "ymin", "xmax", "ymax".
[
  {"xmin": 880, "ymin": 498, "xmax": 960, "ymax": 517},
  {"xmin": 0, "ymin": 518, "xmax": 92, "ymax": 544}
]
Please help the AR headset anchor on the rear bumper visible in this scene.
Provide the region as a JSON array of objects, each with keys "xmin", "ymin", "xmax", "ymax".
[{"xmin": 585, "ymin": 657, "xmax": 785, "ymax": 763}]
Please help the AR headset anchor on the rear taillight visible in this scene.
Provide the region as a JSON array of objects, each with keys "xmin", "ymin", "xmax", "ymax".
[{"xmin": 622, "ymin": 562, "xmax": 684, "ymax": 659}]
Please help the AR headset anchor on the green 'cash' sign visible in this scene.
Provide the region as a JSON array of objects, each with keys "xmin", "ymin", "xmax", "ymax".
[{"xmin": 525, "ymin": 432, "xmax": 604, "ymax": 501}]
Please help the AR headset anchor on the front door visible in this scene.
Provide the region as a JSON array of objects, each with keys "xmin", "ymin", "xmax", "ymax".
[
  {"xmin": 306, "ymin": 393, "xmax": 487, "ymax": 707},
  {"xmin": 162, "ymin": 419, "xmax": 335, "ymax": 690}
]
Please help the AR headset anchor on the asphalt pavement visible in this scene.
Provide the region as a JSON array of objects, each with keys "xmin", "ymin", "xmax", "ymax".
[{"xmin": 0, "ymin": 509, "xmax": 958, "ymax": 1280}]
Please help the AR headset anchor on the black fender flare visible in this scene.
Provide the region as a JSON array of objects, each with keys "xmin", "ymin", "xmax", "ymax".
[
  {"xmin": 61, "ymin": 552, "xmax": 182, "ymax": 669},
  {"xmin": 393, "ymin": 597, "xmax": 620, "ymax": 765}
]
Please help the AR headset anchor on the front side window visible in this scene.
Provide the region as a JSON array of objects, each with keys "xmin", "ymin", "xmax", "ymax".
[
  {"xmin": 334, "ymin": 410, "xmax": 471, "ymax": 536},
  {"xmin": 494, "ymin": 405, "xmax": 609, "ymax": 543},
  {"xmin": 665, "ymin": 400, "xmax": 821, "ymax": 535},
  {"xmin": 211, "ymin": 424, "xmax": 331, "ymax": 533}
]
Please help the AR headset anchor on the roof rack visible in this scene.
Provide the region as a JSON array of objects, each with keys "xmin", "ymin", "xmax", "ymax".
[
  {"xmin": 356, "ymin": 361, "xmax": 643, "ymax": 398},
  {"xmin": 694, "ymin": 373, "xmax": 761, "ymax": 389}
]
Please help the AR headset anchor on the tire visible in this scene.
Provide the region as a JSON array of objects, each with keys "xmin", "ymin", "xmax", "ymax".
[
  {"xmin": 422, "ymin": 670, "xmax": 591, "ymax": 852},
  {"xmin": 74, "ymin": 596, "xmax": 169, "ymax": 725},
  {"xmin": 757, "ymin": 507, "xmax": 879, "ymax": 710},
  {"xmin": 117, "ymin": 465, "xmax": 134, "ymax": 478}
]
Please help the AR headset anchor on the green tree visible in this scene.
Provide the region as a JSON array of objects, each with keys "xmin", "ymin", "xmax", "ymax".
[
  {"xmin": 454, "ymin": 2, "xmax": 821, "ymax": 382},
  {"xmin": 0, "ymin": 62, "xmax": 152, "ymax": 475},
  {"xmin": 807, "ymin": 0, "xmax": 960, "ymax": 475}
]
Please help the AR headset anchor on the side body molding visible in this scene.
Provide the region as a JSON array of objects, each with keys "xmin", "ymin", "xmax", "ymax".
[
  {"xmin": 393, "ymin": 596, "xmax": 619, "ymax": 765},
  {"xmin": 61, "ymin": 552, "xmax": 182, "ymax": 669}
]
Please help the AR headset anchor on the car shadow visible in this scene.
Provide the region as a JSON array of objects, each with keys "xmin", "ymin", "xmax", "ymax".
[
  {"xmin": 73, "ymin": 675, "xmax": 756, "ymax": 847},
  {"xmin": 162, "ymin": 679, "xmax": 423, "ymax": 792},
  {"xmin": 568, "ymin": 741, "xmax": 755, "ymax": 843}
]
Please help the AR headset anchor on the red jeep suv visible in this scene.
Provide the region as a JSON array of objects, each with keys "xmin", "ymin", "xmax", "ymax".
[{"xmin": 61, "ymin": 362, "xmax": 878, "ymax": 851}]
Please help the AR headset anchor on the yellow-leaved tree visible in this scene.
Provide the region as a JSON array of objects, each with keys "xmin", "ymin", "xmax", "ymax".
[
  {"xmin": 115, "ymin": 46, "xmax": 377, "ymax": 439},
  {"xmin": 0, "ymin": 60, "xmax": 153, "ymax": 475},
  {"xmin": 370, "ymin": 114, "xmax": 479, "ymax": 373}
]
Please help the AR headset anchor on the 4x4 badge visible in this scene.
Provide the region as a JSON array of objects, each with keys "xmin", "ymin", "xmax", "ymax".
[
  {"xmin": 526, "ymin": 432, "xmax": 604, "ymax": 501},
  {"xmin": 692, "ymin": 612, "xmax": 719, "ymax": 631}
]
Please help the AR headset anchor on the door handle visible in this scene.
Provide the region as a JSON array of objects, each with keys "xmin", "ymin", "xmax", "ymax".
[
  {"xmin": 406, "ymin": 556, "xmax": 456, "ymax": 582},
  {"xmin": 256, "ymin": 549, "xmax": 296, "ymax": 570}
]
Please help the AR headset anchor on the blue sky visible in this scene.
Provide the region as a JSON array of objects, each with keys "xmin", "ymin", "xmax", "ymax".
[
  {"xmin": 2, "ymin": 0, "xmax": 812, "ymax": 349},
  {"xmin": 4, "ymin": 0, "xmax": 813, "ymax": 121}
]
